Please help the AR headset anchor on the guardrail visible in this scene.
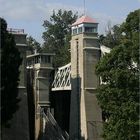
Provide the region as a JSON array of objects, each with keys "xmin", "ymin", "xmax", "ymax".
[
  {"xmin": 41, "ymin": 109, "xmax": 69, "ymax": 140},
  {"xmin": 7, "ymin": 28, "xmax": 24, "ymax": 34}
]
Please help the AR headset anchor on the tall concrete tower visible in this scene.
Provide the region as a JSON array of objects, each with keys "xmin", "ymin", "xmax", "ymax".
[
  {"xmin": 3, "ymin": 28, "xmax": 30, "ymax": 140},
  {"xmin": 69, "ymin": 16, "xmax": 103, "ymax": 140},
  {"xmin": 26, "ymin": 53, "xmax": 54, "ymax": 140}
]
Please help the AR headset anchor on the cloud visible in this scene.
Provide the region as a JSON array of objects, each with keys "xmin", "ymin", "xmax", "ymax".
[
  {"xmin": 0, "ymin": 0, "xmax": 127, "ymax": 43},
  {"xmin": 0, "ymin": 0, "xmax": 84, "ymax": 43},
  {"xmin": 0, "ymin": 0, "xmax": 47, "ymax": 21},
  {"xmin": 0, "ymin": 0, "xmax": 83, "ymax": 22},
  {"xmin": 0, "ymin": 0, "xmax": 124, "ymax": 26},
  {"xmin": 46, "ymin": 3, "xmax": 84, "ymax": 16}
]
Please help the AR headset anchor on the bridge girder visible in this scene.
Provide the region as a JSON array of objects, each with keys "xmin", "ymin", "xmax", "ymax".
[
  {"xmin": 52, "ymin": 63, "xmax": 71, "ymax": 91},
  {"xmin": 51, "ymin": 46, "xmax": 111, "ymax": 91}
]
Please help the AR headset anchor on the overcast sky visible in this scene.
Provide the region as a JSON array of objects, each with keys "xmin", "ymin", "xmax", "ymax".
[{"xmin": 1, "ymin": 0, "xmax": 140, "ymax": 44}]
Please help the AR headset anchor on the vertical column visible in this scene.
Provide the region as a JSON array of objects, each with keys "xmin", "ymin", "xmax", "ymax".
[
  {"xmin": 83, "ymin": 47, "xmax": 103, "ymax": 140},
  {"xmin": 69, "ymin": 38, "xmax": 80, "ymax": 139}
]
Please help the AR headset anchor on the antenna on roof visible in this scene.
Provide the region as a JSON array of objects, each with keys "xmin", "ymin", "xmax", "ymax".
[{"xmin": 84, "ymin": 0, "xmax": 86, "ymax": 15}]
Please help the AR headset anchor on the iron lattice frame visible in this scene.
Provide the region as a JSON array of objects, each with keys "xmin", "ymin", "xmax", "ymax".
[{"xmin": 52, "ymin": 63, "xmax": 71, "ymax": 91}]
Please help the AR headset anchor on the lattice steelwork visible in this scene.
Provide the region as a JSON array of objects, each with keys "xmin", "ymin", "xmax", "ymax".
[
  {"xmin": 52, "ymin": 63, "xmax": 71, "ymax": 91},
  {"xmin": 51, "ymin": 46, "xmax": 111, "ymax": 91}
]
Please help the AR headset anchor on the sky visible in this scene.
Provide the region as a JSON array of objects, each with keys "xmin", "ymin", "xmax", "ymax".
[{"xmin": 0, "ymin": 0, "xmax": 140, "ymax": 44}]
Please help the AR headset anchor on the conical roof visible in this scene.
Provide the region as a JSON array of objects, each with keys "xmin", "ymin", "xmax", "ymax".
[{"xmin": 72, "ymin": 15, "xmax": 97, "ymax": 26}]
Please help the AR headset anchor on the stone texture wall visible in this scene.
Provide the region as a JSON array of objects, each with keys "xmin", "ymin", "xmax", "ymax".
[
  {"xmin": 1, "ymin": 33, "xmax": 30, "ymax": 140},
  {"xmin": 2, "ymin": 88, "xmax": 30, "ymax": 140},
  {"xmin": 70, "ymin": 30, "xmax": 103, "ymax": 140}
]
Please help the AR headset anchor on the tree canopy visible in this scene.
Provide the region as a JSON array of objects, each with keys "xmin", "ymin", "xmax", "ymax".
[
  {"xmin": 41, "ymin": 9, "xmax": 78, "ymax": 67},
  {"xmin": 99, "ymin": 24, "xmax": 123, "ymax": 48},
  {"xmin": 26, "ymin": 36, "xmax": 41, "ymax": 54},
  {"xmin": 1, "ymin": 18, "xmax": 22, "ymax": 127},
  {"xmin": 96, "ymin": 9, "xmax": 139, "ymax": 140},
  {"xmin": 99, "ymin": 9, "xmax": 139, "ymax": 50}
]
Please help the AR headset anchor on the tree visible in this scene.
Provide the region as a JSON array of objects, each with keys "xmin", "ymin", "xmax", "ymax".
[
  {"xmin": 121, "ymin": 9, "xmax": 139, "ymax": 64},
  {"xmin": 26, "ymin": 36, "xmax": 41, "ymax": 54},
  {"xmin": 99, "ymin": 24, "xmax": 123, "ymax": 48},
  {"xmin": 41, "ymin": 9, "xmax": 78, "ymax": 67},
  {"xmin": 96, "ymin": 9, "xmax": 139, "ymax": 140},
  {"xmin": 1, "ymin": 18, "xmax": 22, "ymax": 127}
]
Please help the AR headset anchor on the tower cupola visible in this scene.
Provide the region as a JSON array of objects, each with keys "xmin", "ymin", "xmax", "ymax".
[{"xmin": 71, "ymin": 15, "xmax": 98, "ymax": 35}]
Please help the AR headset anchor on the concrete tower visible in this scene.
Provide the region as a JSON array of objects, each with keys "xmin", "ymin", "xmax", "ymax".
[
  {"xmin": 70, "ymin": 16, "xmax": 103, "ymax": 140},
  {"xmin": 3, "ymin": 28, "xmax": 30, "ymax": 140},
  {"xmin": 26, "ymin": 53, "xmax": 54, "ymax": 140}
]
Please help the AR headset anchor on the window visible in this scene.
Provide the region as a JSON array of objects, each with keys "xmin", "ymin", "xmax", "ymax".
[
  {"xmin": 93, "ymin": 28, "xmax": 97, "ymax": 33},
  {"xmin": 78, "ymin": 27, "xmax": 82, "ymax": 33},
  {"xmin": 47, "ymin": 56, "xmax": 51, "ymax": 63},
  {"xmin": 73, "ymin": 28, "xmax": 77, "ymax": 35},
  {"xmin": 85, "ymin": 27, "xmax": 97, "ymax": 33},
  {"xmin": 43, "ymin": 56, "xmax": 51, "ymax": 63}
]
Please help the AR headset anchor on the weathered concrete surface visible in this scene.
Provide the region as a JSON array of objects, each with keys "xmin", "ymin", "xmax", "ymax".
[
  {"xmin": 2, "ymin": 87, "xmax": 30, "ymax": 140},
  {"xmin": 70, "ymin": 16, "xmax": 103, "ymax": 140},
  {"xmin": 2, "ymin": 30, "xmax": 30, "ymax": 140}
]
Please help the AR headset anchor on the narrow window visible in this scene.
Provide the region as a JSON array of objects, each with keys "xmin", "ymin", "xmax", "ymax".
[
  {"xmin": 78, "ymin": 27, "xmax": 82, "ymax": 33},
  {"xmin": 48, "ymin": 56, "xmax": 51, "ymax": 63},
  {"xmin": 73, "ymin": 28, "xmax": 77, "ymax": 35}
]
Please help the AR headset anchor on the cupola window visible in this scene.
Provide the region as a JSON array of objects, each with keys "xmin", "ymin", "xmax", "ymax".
[
  {"xmin": 85, "ymin": 27, "xmax": 97, "ymax": 33},
  {"xmin": 78, "ymin": 27, "xmax": 82, "ymax": 33},
  {"xmin": 73, "ymin": 28, "xmax": 77, "ymax": 35}
]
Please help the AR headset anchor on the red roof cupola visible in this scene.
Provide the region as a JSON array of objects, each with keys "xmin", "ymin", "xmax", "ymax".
[
  {"xmin": 72, "ymin": 15, "xmax": 97, "ymax": 26},
  {"xmin": 71, "ymin": 15, "xmax": 98, "ymax": 35}
]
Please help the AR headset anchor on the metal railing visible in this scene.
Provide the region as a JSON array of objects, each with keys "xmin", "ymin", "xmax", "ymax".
[
  {"xmin": 41, "ymin": 109, "xmax": 69, "ymax": 140},
  {"xmin": 7, "ymin": 28, "xmax": 24, "ymax": 34}
]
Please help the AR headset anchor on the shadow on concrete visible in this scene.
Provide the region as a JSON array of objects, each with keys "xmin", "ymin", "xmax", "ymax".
[
  {"xmin": 69, "ymin": 76, "xmax": 83, "ymax": 140},
  {"xmin": 50, "ymin": 90, "xmax": 71, "ymax": 134},
  {"xmin": 27, "ymin": 68, "xmax": 35, "ymax": 140}
]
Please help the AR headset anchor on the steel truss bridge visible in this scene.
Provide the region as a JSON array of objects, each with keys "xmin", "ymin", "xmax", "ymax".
[
  {"xmin": 51, "ymin": 46, "xmax": 110, "ymax": 91},
  {"xmin": 52, "ymin": 63, "xmax": 71, "ymax": 91}
]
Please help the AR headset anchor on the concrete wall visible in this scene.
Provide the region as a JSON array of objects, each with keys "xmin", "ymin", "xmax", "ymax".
[
  {"xmin": 14, "ymin": 33, "xmax": 27, "ymax": 87},
  {"xmin": 85, "ymin": 90, "xmax": 103, "ymax": 140},
  {"xmin": 14, "ymin": 34, "xmax": 27, "ymax": 45},
  {"xmin": 84, "ymin": 48, "xmax": 103, "ymax": 140},
  {"xmin": 2, "ymin": 88, "xmax": 30, "ymax": 140},
  {"xmin": 70, "ymin": 33, "xmax": 87, "ymax": 139},
  {"xmin": 70, "ymin": 34, "xmax": 81, "ymax": 139},
  {"xmin": 2, "ymin": 33, "xmax": 30, "ymax": 140},
  {"xmin": 26, "ymin": 53, "xmax": 54, "ymax": 139},
  {"xmin": 84, "ymin": 49, "xmax": 100, "ymax": 88},
  {"xmin": 70, "ymin": 26, "xmax": 103, "ymax": 140}
]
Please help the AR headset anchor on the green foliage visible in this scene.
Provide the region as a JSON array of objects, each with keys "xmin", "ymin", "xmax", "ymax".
[
  {"xmin": 121, "ymin": 9, "xmax": 139, "ymax": 64},
  {"xmin": 1, "ymin": 18, "xmax": 22, "ymax": 127},
  {"xmin": 41, "ymin": 9, "xmax": 78, "ymax": 67},
  {"xmin": 96, "ymin": 9, "xmax": 139, "ymax": 140},
  {"xmin": 27, "ymin": 36, "xmax": 41, "ymax": 54},
  {"xmin": 99, "ymin": 9, "xmax": 139, "ymax": 50},
  {"xmin": 99, "ymin": 24, "xmax": 123, "ymax": 48},
  {"xmin": 121, "ymin": 9, "xmax": 139, "ymax": 35}
]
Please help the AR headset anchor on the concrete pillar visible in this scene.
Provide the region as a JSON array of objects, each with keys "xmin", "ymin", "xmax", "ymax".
[
  {"xmin": 70, "ymin": 16, "xmax": 103, "ymax": 140},
  {"xmin": 26, "ymin": 53, "xmax": 54, "ymax": 140},
  {"xmin": 2, "ymin": 29, "xmax": 30, "ymax": 140}
]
